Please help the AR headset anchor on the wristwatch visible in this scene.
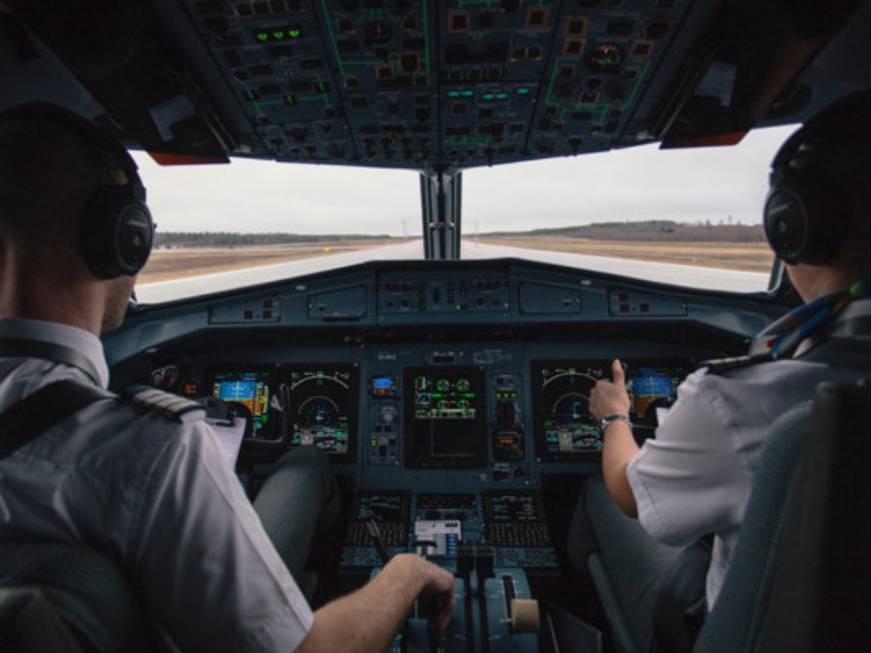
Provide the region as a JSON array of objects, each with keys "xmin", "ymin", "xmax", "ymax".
[{"xmin": 599, "ymin": 414, "xmax": 631, "ymax": 433}]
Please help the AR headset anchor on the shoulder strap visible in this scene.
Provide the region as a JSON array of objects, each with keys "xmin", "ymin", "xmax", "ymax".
[
  {"xmin": 120, "ymin": 384, "xmax": 206, "ymax": 424},
  {"xmin": 0, "ymin": 380, "xmax": 112, "ymax": 461},
  {"xmin": 0, "ymin": 338, "xmax": 102, "ymax": 387}
]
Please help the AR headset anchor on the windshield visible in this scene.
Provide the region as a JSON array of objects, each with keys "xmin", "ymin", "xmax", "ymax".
[
  {"xmin": 135, "ymin": 124, "xmax": 795, "ymax": 303},
  {"xmin": 463, "ymin": 124, "xmax": 797, "ymax": 293},
  {"xmin": 133, "ymin": 158, "xmax": 421, "ymax": 303}
]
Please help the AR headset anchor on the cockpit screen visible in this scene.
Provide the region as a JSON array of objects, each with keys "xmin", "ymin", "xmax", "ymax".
[
  {"xmin": 354, "ymin": 492, "xmax": 409, "ymax": 523},
  {"xmin": 532, "ymin": 360, "xmax": 686, "ymax": 460},
  {"xmin": 484, "ymin": 493, "xmax": 543, "ymax": 522},
  {"xmin": 370, "ymin": 375, "xmax": 397, "ymax": 399},
  {"xmin": 287, "ymin": 364, "xmax": 358, "ymax": 461},
  {"xmin": 533, "ymin": 362, "xmax": 605, "ymax": 460},
  {"xmin": 626, "ymin": 363, "xmax": 686, "ymax": 434},
  {"xmin": 404, "ymin": 367, "xmax": 486, "ymax": 468},
  {"xmin": 212, "ymin": 370, "xmax": 275, "ymax": 437}
]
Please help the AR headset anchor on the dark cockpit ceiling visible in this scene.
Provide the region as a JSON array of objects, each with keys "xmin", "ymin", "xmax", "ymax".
[{"xmin": 2, "ymin": 0, "xmax": 867, "ymax": 172}]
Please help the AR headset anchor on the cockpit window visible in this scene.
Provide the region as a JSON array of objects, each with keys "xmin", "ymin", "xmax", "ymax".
[
  {"xmin": 134, "ymin": 124, "xmax": 795, "ymax": 303},
  {"xmin": 133, "ymin": 157, "xmax": 421, "ymax": 303},
  {"xmin": 464, "ymin": 124, "xmax": 798, "ymax": 293}
]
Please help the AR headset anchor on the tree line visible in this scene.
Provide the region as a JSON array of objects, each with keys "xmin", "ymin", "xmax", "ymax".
[
  {"xmin": 481, "ymin": 220, "xmax": 767, "ymax": 243},
  {"xmin": 154, "ymin": 231, "xmax": 393, "ymax": 248}
]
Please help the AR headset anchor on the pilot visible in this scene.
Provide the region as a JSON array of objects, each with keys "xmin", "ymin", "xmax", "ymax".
[
  {"xmin": 571, "ymin": 90, "xmax": 871, "ymax": 651},
  {"xmin": 0, "ymin": 103, "xmax": 455, "ymax": 651}
]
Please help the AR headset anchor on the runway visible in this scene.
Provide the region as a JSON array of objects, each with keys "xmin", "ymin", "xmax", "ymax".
[{"xmin": 136, "ymin": 239, "xmax": 770, "ymax": 303}]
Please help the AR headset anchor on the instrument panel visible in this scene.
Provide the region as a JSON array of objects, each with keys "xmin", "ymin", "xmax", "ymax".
[
  {"xmin": 147, "ymin": 347, "xmax": 695, "ymax": 486},
  {"xmin": 531, "ymin": 359, "xmax": 687, "ymax": 461}
]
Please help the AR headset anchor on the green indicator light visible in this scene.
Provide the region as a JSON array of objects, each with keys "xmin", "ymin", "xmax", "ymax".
[
  {"xmin": 464, "ymin": 393, "xmax": 475, "ymax": 398},
  {"xmin": 317, "ymin": 81, "xmax": 329, "ymax": 93},
  {"xmin": 370, "ymin": 438, "xmax": 378, "ymax": 447},
  {"xmin": 482, "ymin": 93, "xmax": 495, "ymax": 101},
  {"xmin": 256, "ymin": 32, "xmax": 269, "ymax": 42},
  {"xmin": 496, "ymin": 92, "xmax": 509, "ymax": 100},
  {"xmin": 517, "ymin": 87, "xmax": 530, "ymax": 95},
  {"xmin": 462, "ymin": 90, "xmax": 474, "ymax": 98},
  {"xmin": 456, "ymin": 304, "xmax": 463, "ymax": 310},
  {"xmin": 447, "ymin": 90, "xmax": 461, "ymax": 98},
  {"xmin": 289, "ymin": 25, "xmax": 302, "ymax": 39},
  {"xmin": 272, "ymin": 31, "xmax": 285, "ymax": 40},
  {"xmin": 284, "ymin": 94, "xmax": 298, "ymax": 106}
]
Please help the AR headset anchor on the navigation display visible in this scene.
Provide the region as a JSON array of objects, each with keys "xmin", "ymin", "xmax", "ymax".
[
  {"xmin": 212, "ymin": 370, "xmax": 277, "ymax": 438},
  {"xmin": 287, "ymin": 364, "xmax": 358, "ymax": 462},
  {"xmin": 404, "ymin": 367, "xmax": 487, "ymax": 468},
  {"xmin": 532, "ymin": 360, "xmax": 687, "ymax": 461}
]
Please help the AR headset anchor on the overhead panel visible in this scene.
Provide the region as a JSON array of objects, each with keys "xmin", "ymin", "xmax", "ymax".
[{"xmin": 184, "ymin": 0, "xmax": 692, "ymax": 169}]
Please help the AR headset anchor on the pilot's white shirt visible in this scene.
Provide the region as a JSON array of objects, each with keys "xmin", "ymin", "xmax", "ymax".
[
  {"xmin": 0, "ymin": 318, "xmax": 313, "ymax": 652},
  {"xmin": 626, "ymin": 303, "xmax": 869, "ymax": 610}
]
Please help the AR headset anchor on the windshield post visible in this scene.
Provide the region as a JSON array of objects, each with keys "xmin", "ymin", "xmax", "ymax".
[{"xmin": 420, "ymin": 168, "xmax": 462, "ymax": 260}]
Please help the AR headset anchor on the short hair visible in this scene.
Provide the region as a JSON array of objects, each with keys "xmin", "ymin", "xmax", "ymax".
[
  {"xmin": 0, "ymin": 104, "xmax": 130, "ymax": 237},
  {"xmin": 777, "ymin": 90, "xmax": 871, "ymax": 237}
]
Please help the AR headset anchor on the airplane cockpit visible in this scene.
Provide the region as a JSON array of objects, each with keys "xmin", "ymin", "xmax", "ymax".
[{"xmin": 2, "ymin": 0, "xmax": 870, "ymax": 651}]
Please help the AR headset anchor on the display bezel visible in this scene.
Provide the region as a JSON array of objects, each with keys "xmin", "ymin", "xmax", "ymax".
[
  {"xmin": 403, "ymin": 366, "xmax": 487, "ymax": 469},
  {"xmin": 531, "ymin": 359, "xmax": 689, "ymax": 462},
  {"xmin": 284, "ymin": 363, "xmax": 359, "ymax": 464},
  {"xmin": 208, "ymin": 365, "xmax": 283, "ymax": 442}
]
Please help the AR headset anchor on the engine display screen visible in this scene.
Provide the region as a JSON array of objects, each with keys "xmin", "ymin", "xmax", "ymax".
[
  {"xmin": 532, "ymin": 360, "xmax": 687, "ymax": 461},
  {"xmin": 287, "ymin": 364, "xmax": 358, "ymax": 461},
  {"xmin": 212, "ymin": 370, "xmax": 277, "ymax": 438},
  {"xmin": 404, "ymin": 367, "xmax": 486, "ymax": 468}
]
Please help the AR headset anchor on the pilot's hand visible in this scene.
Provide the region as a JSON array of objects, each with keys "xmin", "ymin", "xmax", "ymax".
[
  {"xmin": 401, "ymin": 554, "xmax": 456, "ymax": 635},
  {"xmin": 589, "ymin": 359, "xmax": 631, "ymax": 420}
]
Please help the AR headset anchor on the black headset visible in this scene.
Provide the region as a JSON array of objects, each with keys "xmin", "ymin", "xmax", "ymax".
[
  {"xmin": 763, "ymin": 126, "xmax": 854, "ymax": 265},
  {"xmin": 0, "ymin": 103, "xmax": 154, "ymax": 279}
]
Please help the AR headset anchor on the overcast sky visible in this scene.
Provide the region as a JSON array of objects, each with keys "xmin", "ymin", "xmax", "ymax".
[{"xmin": 131, "ymin": 124, "xmax": 797, "ymax": 237}]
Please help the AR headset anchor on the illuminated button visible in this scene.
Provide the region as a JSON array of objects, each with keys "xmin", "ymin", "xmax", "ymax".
[
  {"xmin": 370, "ymin": 438, "xmax": 378, "ymax": 447},
  {"xmin": 289, "ymin": 25, "xmax": 302, "ymax": 39},
  {"xmin": 516, "ymin": 87, "xmax": 531, "ymax": 95}
]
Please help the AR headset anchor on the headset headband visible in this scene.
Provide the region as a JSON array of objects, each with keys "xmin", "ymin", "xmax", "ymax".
[{"xmin": 0, "ymin": 102, "xmax": 142, "ymax": 192}]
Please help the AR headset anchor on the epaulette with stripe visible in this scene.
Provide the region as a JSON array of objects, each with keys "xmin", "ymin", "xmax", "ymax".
[
  {"xmin": 121, "ymin": 385, "xmax": 206, "ymax": 424},
  {"xmin": 697, "ymin": 353, "xmax": 773, "ymax": 375}
]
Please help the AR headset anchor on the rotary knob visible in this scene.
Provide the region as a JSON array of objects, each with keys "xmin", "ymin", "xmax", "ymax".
[{"xmin": 380, "ymin": 406, "xmax": 396, "ymax": 424}]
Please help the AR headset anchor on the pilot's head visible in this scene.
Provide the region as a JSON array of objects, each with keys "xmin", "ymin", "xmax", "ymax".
[
  {"xmin": 0, "ymin": 103, "xmax": 154, "ymax": 333},
  {"xmin": 765, "ymin": 90, "xmax": 871, "ymax": 301}
]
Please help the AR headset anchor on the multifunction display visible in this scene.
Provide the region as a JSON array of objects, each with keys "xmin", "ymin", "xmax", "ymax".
[
  {"xmin": 404, "ymin": 367, "xmax": 487, "ymax": 468},
  {"xmin": 413, "ymin": 374, "xmax": 478, "ymax": 420},
  {"xmin": 287, "ymin": 364, "xmax": 358, "ymax": 462},
  {"xmin": 532, "ymin": 360, "xmax": 686, "ymax": 461},
  {"xmin": 211, "ymin": 370, "xmax": 277, "ymax": 438}
]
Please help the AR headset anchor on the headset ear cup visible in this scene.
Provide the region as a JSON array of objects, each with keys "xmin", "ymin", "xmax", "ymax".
[
  {"xmin": 764, "ymin": 169, "xmax": 846, "ymax": 266},
  {"xmin": 764, "ymin": 185, "xmax": 812, "ymax": 264},
  {"xmin": 81, "ymin": 186, "xmax": 153, "ymax": 279}
]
